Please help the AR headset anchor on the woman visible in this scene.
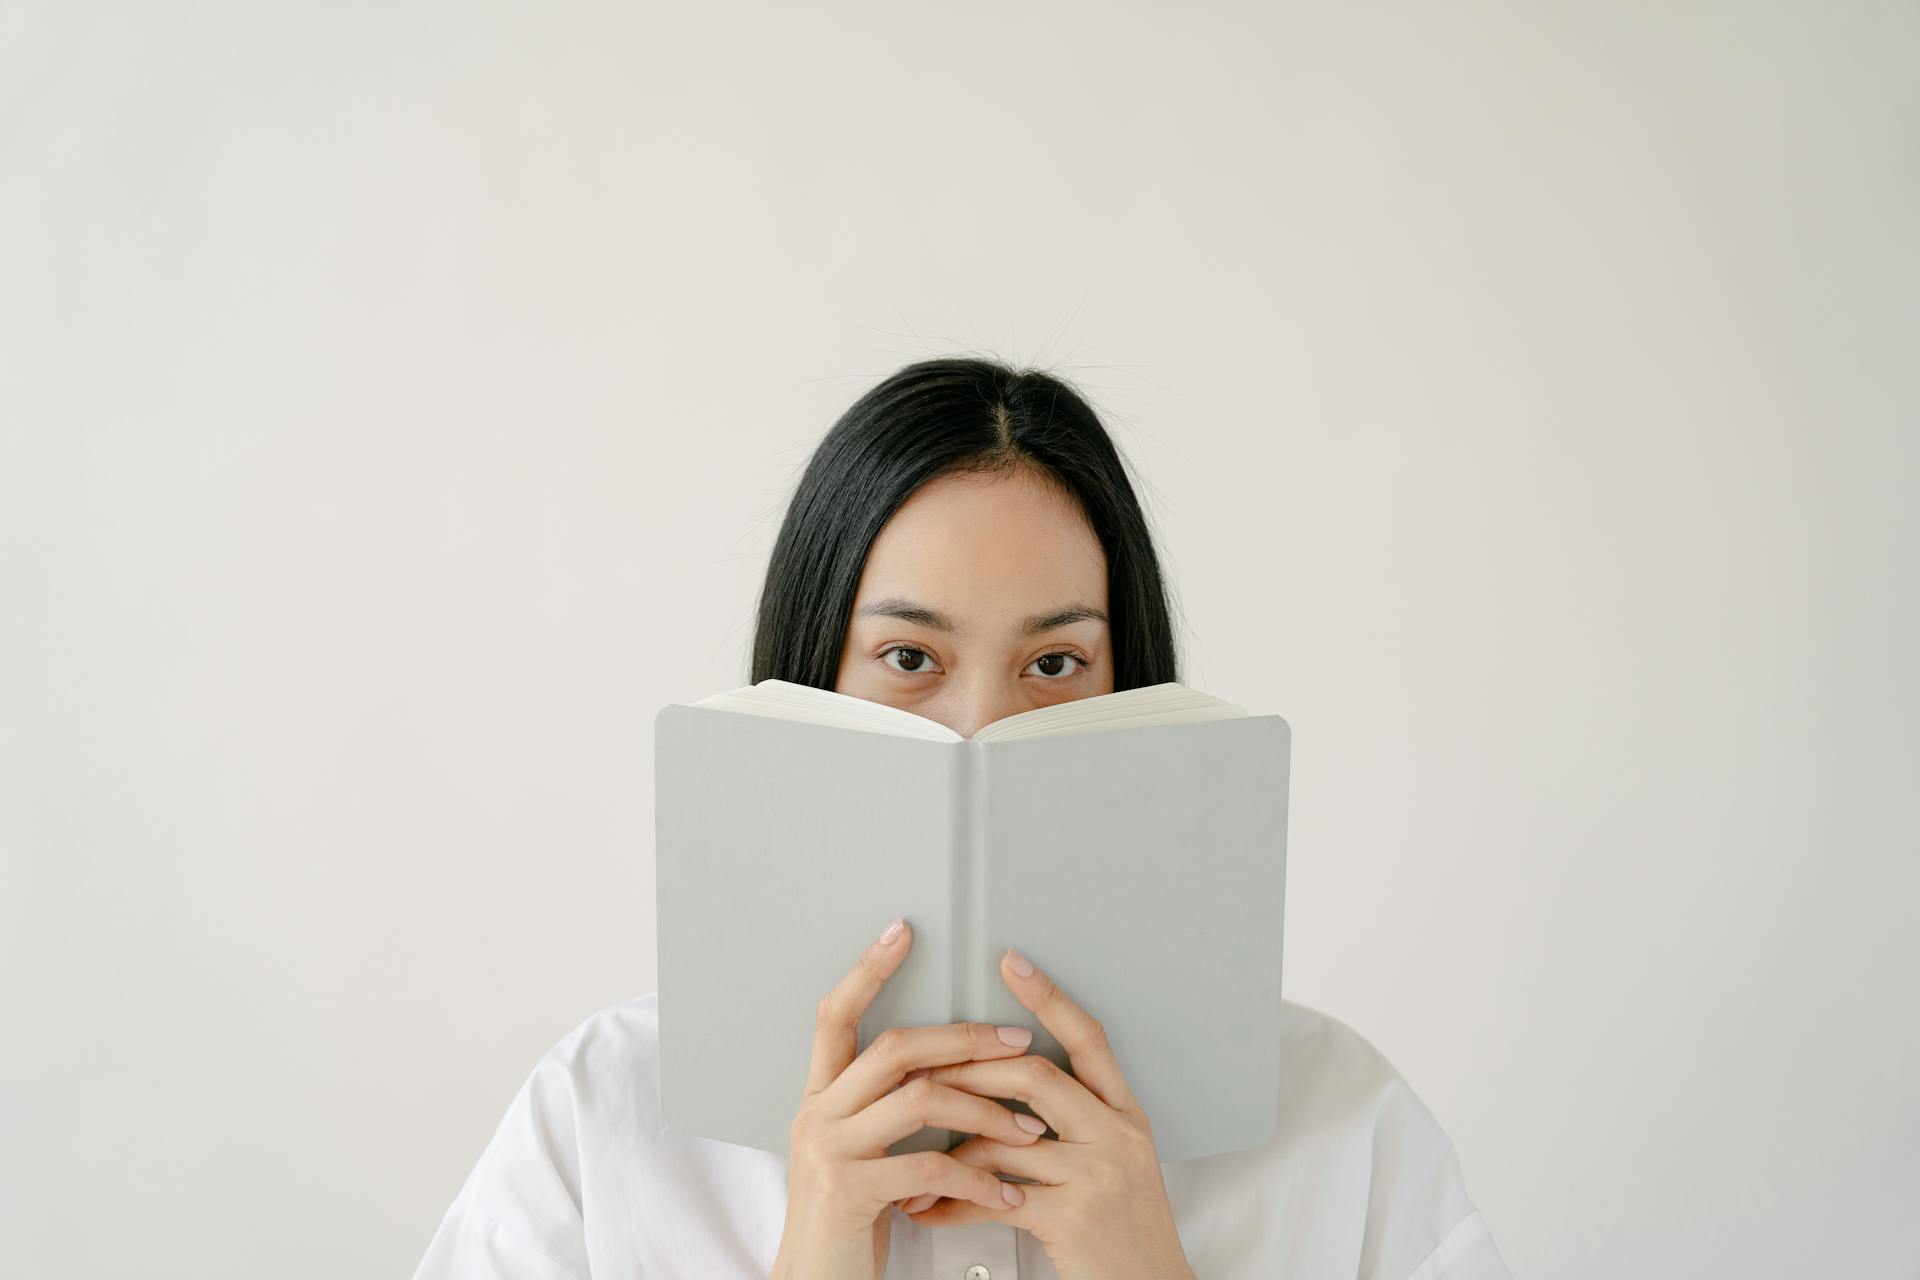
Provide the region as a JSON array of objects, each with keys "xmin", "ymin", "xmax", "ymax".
[{"xmin": 413, "ymin": 357, "xmax": 1513, "ymax": 1279}]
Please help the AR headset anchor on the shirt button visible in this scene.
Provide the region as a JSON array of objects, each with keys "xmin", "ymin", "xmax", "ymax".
[{"xmin": 964, "ymin": 1268, "xmax": 991, "ymax": 1280}]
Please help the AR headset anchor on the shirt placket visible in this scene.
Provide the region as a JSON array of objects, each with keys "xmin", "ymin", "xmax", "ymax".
[{"xmin": 928, "ymin": 1219, "xmax": 1020, "ymax": 1280}]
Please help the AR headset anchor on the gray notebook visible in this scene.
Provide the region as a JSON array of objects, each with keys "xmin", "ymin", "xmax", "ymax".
[{"xmin": 653, "ymin": 679, "xmax": 1290, "ymax": 1165}]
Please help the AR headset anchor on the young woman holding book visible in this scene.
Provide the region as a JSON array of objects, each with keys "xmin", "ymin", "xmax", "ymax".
[{"xmin": 413, "ymin": 358, "xmax": 1512, "ymax": 1280}]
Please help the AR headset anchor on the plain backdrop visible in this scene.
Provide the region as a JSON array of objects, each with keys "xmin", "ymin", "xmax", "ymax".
[{"xmin": 4, "ymin": 2, "xmax": 1917, "ymax": 1277}]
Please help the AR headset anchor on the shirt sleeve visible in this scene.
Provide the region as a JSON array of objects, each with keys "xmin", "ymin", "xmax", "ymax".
[
  {"xmin": 1359, "ymin": 1073, "xmax": 1514, "ymax": 1280},
  {"xmin": 411, "ymin": 1046, "xmax": 595, "ymax": 1280},
  {"xmin": 414, "ymin": 1203, "xmax": 588, "ymax": 1280},
  {"xmin": 1400, "ymin": 1209, "xmax": 1509, "ymax": 1280}
]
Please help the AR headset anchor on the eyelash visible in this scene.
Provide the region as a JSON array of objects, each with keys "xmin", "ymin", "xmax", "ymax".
[{"xmin": 878, "ymin": 645, "xmax": 1092, "ymax": 680}]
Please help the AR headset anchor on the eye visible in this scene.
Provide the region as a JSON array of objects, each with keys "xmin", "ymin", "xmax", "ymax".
[
  {"xmin": 879, "ymin": 645, "xmax": 943, "ymax": 675},
  {"xmin": 1025, "ymin": 650, "xmax": 1090, "ymax": 680}
]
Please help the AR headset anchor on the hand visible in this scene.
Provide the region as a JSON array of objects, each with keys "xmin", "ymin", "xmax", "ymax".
[
  {"xmin": 896, "ymin": 948, "xmax": 1197, "ymax": 1280},
  {"xmin": 771, "ymin": 917, "xmax": 1050, "ymax": 1280}
]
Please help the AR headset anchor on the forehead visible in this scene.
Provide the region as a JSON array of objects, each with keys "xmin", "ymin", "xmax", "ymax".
[{"xmin": 853, "ymin": 468, "xmax": 1107, "ymax": 620}]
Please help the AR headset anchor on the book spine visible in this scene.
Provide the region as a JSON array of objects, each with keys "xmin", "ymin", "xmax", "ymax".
[{"xmin": 949, "ymin": 740, "xmax": 990, "ymax": 1024}]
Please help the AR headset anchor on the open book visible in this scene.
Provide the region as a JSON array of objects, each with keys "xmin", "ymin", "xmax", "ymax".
[{"xmin": 653, "ymin": 679, "xmax": 1290, "ymax": 1165}]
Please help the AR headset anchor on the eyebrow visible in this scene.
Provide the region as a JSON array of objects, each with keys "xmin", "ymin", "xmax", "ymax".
[{"xmin": 853, "ymin": 596, "xmax": 1109, "ymax": 637}]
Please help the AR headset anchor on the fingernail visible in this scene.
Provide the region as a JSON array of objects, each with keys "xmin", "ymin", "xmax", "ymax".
[
  {"xmin": 1005, "ymin": 948, "xmax": 1035, "ymax": 977},
  {"xmin": 997, "ymin": 1025, "xmax": 1032, "ymax": 1048},
  {"xmin": 877, "ymin": 916, "xmax": 904, "ymax": 945},
  {"xmin": 1001, "ymin": 1181, "xmax": 1025, "ymax": 1206},
  {"xmin": 1015, "ymin": 1112, "xmax": 1046, "ymax": 1134}
]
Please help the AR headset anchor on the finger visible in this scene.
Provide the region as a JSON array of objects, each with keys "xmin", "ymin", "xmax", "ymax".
[
  {"xmin": 938, "ymin": 1131, "xmax": 1067, "ymax": 1183},
  {"xmin": 903, "ymin": 1154, "xmax": 1047, "ymax": 1224},
  {"xmin": 905, "ymin": 1187, "xmax": 1043, "ymax": 1225},
  {"xmin": 898, "ymin": 1128, "xmax": 1067, "ymax": 1220},
  {"xmin": 920, "ymin": 1055, "xmax": 1108, "ymax": 1142},
  {"xmin": 1000, "ymin": 947, "xmax": 1141, "ymax": 1113},
  {"xmin": 804, "ymin": 916, "xmax": 911, "ymax": 1099},
  {"xmin": 816, "ymin": 1019, "xmax": 1035, "ymax": 1120},
  {"xmin": 860, "ymin": 1149, "xmax": 1026, "ymax": 1216},
  {"xmin": 897, "ymin": 1132, "xmax": 1071, "ymax": 1215},
  {"xmin": 837, "ymin": 1077, "xmax": 1048, "ymax": 1157}
]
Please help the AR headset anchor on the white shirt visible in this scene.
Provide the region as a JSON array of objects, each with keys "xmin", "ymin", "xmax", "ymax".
[{"xmin": 413, "ymin": 993, "xmax": 1511, "ymax": 1280}]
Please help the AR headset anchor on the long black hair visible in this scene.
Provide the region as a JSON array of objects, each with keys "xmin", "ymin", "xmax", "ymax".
[{"xmin": 750, "ymin": 356, "xmax": 1180, "ymax": 691}]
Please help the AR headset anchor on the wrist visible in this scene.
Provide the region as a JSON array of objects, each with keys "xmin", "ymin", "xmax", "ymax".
[{"xmin": 769, "ymin": 1225, "xmax": 875, "ymax": 1280}]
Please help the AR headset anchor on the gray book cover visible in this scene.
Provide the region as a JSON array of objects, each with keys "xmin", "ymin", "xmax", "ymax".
[{"xmin": 653, "ymin": 693, "xmax": 1290, "ymax": 1165}]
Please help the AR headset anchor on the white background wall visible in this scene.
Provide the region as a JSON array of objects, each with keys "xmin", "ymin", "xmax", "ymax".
[{"xmin": 4, "ymin": 3, "xmax": 1916, "ymax": 1276}]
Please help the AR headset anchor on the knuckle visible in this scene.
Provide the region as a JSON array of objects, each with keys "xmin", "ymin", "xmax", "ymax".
[
  {"xmin": 1022, "ymin": 1054, "xmax": 1059, "ymax": 1087},
  {"xmin": 911, "ymin": 1150, "xmax": 949, "ymax": 1181},
  {"xmin": 869, "ymin": 1025, "xmax": 907, "ymax": 1061},
  {"xmin": 942, "ymin": 1132, "xmax": 984, "ymax": 1157},
  {"xmin": 814, "ymin": 992, "xmax": 837, "ymax": 1028},
  {"xmin": 1081, "ymin": 1017, "xmax": 1112, "ymax": 1056},
  {"xmin": 1029, "ymin": 970, "xmax": 1061, "ymax": 1005},
  {"xmin": 975, "ymin": 1093, "xmax": 1011, "ymax": 1125},
  {"xmin": 899, "ymin": 1075, "xmax": 938, "ymax": 1110}
]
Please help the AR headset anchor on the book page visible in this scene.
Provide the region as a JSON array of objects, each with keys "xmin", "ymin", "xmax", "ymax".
[
  {"xmin": 971, "ymin": 683, "xmax": 1247, "ymax": 741},
  {"xmin": 690, "ymin": 679, "xmax": 961, "ymax": 741},
  {"xmin": 688, "ymin": 678, "xmax": 1247, "ymax": 742}
]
